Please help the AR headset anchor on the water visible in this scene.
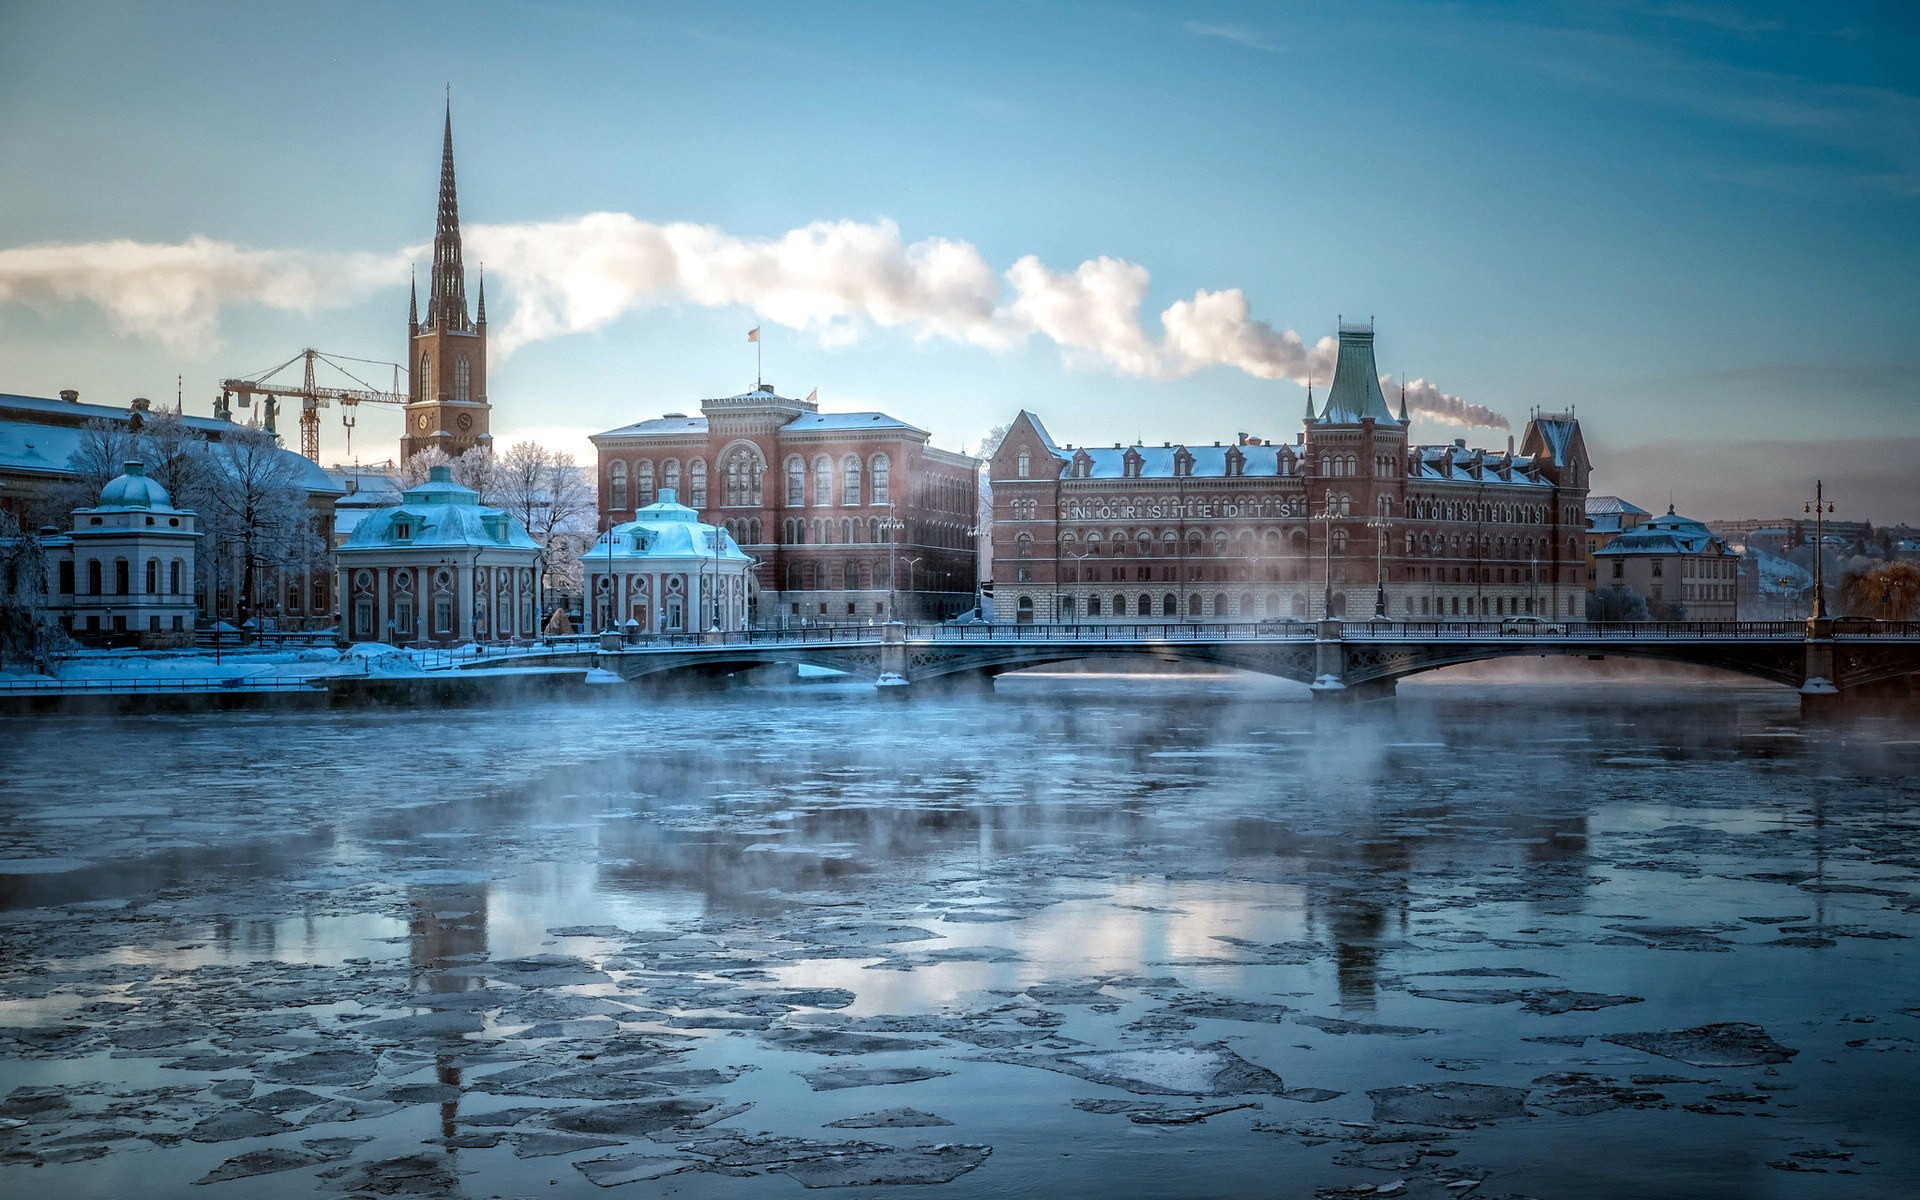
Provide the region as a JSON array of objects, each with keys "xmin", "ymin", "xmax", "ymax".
[{"xmin": 1, "ymin": 674, "xmax": 1917, "ymax": 1198}]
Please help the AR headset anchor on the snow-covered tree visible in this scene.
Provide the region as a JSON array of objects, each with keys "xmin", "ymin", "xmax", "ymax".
[
  {"xmin": 398, "ymin": 446, "xmax": 499, "ymax": 504},
  {"xmin": 1587, "ymin": 585, "xmax": 1650, "ymax": 622},
  {"xmin": 0, "ymin": 511, "xmax": 68, "ymax": 671},
  {"xmin": 495, "ymin": 442, "xmax": 595, "ymax": 598}
]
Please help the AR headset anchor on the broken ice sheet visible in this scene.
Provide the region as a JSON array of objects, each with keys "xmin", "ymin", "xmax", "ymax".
[
  {"xmin": 970, "ymin": 1042, "xmax": 1286, "ymax": 1096},
  {"xmin": 1602, "ymin": 1023, "xmax": 1798, "ymax": 1067}
]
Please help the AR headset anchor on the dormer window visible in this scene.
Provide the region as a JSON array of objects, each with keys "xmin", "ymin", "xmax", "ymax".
[
  {"xmin": 393, "ymin": 521, "xmax": 412, "ymax": 541},
  {"xmin": 1122, "ymin": 449, "xmax": 1143, "ymax": 479}
]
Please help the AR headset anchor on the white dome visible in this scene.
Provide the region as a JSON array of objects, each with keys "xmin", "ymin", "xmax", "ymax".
[{"xmin": 97, "ymin": 461, "xmax": 173, "ymax": 510}]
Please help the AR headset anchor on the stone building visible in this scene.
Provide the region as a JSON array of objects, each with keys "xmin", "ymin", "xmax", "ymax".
[
  {"xmin": 582, "ymin": 489, "xmax": 754, "ymax": 633},
  {"xmin": 988, "ymin": 324, "xmax": 1591, "ymax": 623},
  {"xmin": 591, "ymin": 384, "xmax": 978, "ymax": 624},
  {"xmin": 27, "ymin": 462, "xmax": 200, "ymax": 646},
  {"xmin": 0, "ymin": 392, "xmax": 343, "ymax": 630},
  {"xmin": 1594, "ymin": 507, "xmax": 1739, "ymax": 619},
  {"xmin": 335, "ymin": 466, "xmax": 542, "ymax": 643}
]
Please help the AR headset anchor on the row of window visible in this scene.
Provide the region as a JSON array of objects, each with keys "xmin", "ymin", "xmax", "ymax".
[
  {"xmin": 57, "ymin": 557, "xmax": 188, "ymax": 597},
  {"xmin": 1027, "ymin": 528, "xmax": 1579, "ymax": 559},
  {"xmin": 606, "ymin": 450, "xmax": 902, "ymax": 511},
  {"xmin": 1018, "ymin": 591, "xmax": 1576, "ymax": 620},
  {"xmin": 778, "ymin": 517, "xmax": 971, "ymax": 548},
  {"xmin": 608, "ymin": 457, "xmax": 711, "ymax": 510},
  {"xmin": 1039, "ymin": 495, "xmax": 1568, "ymax": 523}
]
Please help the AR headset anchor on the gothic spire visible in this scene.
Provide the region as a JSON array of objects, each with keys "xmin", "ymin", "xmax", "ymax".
[
  {"xmin": 1398, "ymin": 378, "xmax": 1409, "ymax": 423},
  {"xmin": 408, "ymin": 265, "xmax": 418, "ymax": 329},
  {"xmin": 426, "ymin": 98, "xmax": 471, "ymax": 332},
  {"xmin": 475, "ymin": 266, "xmax": 486, "ymax": 325}
]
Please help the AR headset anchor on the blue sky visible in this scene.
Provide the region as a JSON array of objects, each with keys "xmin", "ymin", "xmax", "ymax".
[{"xmin": 1, "ymin": 1, "xmax": 1916, "ymax": 519}]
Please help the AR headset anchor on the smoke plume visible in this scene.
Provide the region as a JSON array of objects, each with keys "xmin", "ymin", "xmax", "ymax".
[
  {"xmin": 0, "ymin": 236, "xmax": 401, "ymax": 353},
  {"xmin": 0, "ymin": 215, "xmax": 1509, "ymax": 429}
]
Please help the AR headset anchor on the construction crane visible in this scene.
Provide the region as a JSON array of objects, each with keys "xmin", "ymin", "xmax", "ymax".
[{"xmin": 219, "ymin": 349, "xmax": 408, "ymax": 462}]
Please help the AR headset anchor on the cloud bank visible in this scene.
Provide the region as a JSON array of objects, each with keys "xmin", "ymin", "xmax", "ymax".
[{"xmin": 0, "ymin": 216, "xmax": 1507, "ymax": 429}]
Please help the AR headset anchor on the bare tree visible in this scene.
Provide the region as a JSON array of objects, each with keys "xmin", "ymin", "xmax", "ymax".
[
  {"xmin": 202, "ymin": 426, "xmax": 324, "ymax": 627},
  {"xmin": 976, "ymin": 423, "xmax": 1010, "ymax": 461},
  {"xmin": 50, "ymin": 419, "xmax": 139, "ymax": 519},
  {"xmin": 1841, "ymin": 562, "xmax": 1920, "ymax": 620},
  {"xmin": 137, "ymin": 410, "xmax": 216, "ymax": 505}
]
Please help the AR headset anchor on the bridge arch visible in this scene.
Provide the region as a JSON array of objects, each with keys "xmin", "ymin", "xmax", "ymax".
[{"xmin": 1341, "ymin": 642, "xmax": 1806, "ymax": 690}]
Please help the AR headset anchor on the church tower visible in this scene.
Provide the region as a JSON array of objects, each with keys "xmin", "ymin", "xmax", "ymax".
[{"xmin": 401, "ymin": 102, "xmax": 491, "ymax": 461}]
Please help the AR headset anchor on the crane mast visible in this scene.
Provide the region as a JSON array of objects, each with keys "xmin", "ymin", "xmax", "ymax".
[{"xmin": 220, "ymin": 348, "xmax": 408, "ymax": 462}]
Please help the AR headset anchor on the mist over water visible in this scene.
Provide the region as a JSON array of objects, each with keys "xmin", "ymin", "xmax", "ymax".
[{"xmin": 1, "ymin": 677, "xmax": 1916, "ymax": 1198}]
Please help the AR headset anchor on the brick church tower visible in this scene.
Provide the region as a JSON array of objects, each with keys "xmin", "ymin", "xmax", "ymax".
[{"xmin": 401, "ymin": 103, "xmax": 491, "ymax": 461}]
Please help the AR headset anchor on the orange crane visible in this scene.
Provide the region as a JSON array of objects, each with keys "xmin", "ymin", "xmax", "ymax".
[{"xmin": 219, "ymin": 348, "xmax": 408, "ymax": 462}]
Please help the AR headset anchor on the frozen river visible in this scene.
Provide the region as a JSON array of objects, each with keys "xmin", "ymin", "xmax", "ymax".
[{"xmin": 2, "ymin": 673, "xmax": 1917, "ymax": 1198}]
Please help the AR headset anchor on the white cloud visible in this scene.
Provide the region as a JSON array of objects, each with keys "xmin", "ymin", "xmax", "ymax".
[{"xmin": 0, "ymin": 215, "xmax": 1512, "ymax": 429}]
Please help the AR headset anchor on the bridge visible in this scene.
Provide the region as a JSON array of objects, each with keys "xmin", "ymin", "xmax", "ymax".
[{"xmin": 494, "ymin": 618, "xmax": 1920, "ymax": 710}]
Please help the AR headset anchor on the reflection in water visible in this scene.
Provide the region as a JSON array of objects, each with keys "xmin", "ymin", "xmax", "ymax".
[
  {"xmin": 408, "ymin": 884, "xmax": 488, "ymax": 1140},
  {"xmin": 0, "ymin": 679, "xmax": 1917, "ymax": 1200}
]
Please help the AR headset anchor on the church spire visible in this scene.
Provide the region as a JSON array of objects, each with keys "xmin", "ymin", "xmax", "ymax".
[
  {"xmin": 475, "ymin": 266, "xmax": 486, "ymax": 325},
  {"xmin": 426, "ymin": 98, "xmax": 471, "ymax": 332},
  {"xmin": 1398, "ymin": 378, "xmax": 1409, "ymax": 423},
  {"xmin": 408, "ymin": 265, "xmax": 418, "ymax": 331}
]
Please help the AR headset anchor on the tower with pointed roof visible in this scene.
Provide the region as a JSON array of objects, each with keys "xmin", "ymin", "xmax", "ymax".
[{"xmin": 402, "ymin": 102, "xmax": 491, "ymax": 461}]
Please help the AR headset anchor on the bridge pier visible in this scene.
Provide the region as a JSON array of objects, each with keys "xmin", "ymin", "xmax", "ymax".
[
  {"xmin": 1309, "ymin": 620, "xmax": 1396, "ymax": 702},
  {"xmin": 877, "ymin": 621, "xmax": 910, "ymax": 692}
]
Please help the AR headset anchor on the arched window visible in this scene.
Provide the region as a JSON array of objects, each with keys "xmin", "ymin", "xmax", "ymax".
[
  {"xmin": 663, "ymin": 459, "xmax": 681, "ymax": 497},
  {"xmin": 843, "ymin": 562, "xmax": 858, "ymax": 589},
  {"xmin": 1164, "ymin": 593, "xmax": 1178, "ymax": 617},
  {"xmin": 145, "ymin": 559, "xmax": 159, "ymax": 594},
  {"xmin": 1187, "ymin": 593, "xmax": 1203, "ymax": 618},
  {"xmin": 843, "ymin": 455, "xmax": 862, "ymax": 505},
  {"xmin": 114, "ymin": 558, "xmax": 130, "ymax": 595},
  {"xmin": 636, "ymin": 461, "xmax": 655, "ymax": 505},
  {"xmin": 1139, "ymin": 593, "xmax": 1153, "ymax": 617},
  {"xmin": 1087, "ymin": 595, "xmax": 1102, "ymax": 617},
  {"xmin": 1333, "ymin": 529, "xmax": 1349, "ymax": 552},
  {"xmin": 86, "ymin": 560, "xmax": 101, "ymax": 595},
  {"xmin": 453, "ymin": 355, "xmax": 470, "ymax": 402},
  {"xmin": 786, "ymin": 456, "xmax": 806, "ymax": 507},
  {"xmin": 720, "ymin": 444, "xmax": 764, "ymax": 506},
  {"xmin": 170, "ymin": 560, "xmax": 183, "ymax": 594},
  {"xmin": 870, "ymin": 454, "xmax": 891, "ymax": 505},
  {"xmin": 813, "ymin": 456, "xmax": 834, "ymax": 507},
  {"xmin": 1113, "ymin": 594, "xmax": 1128, "ymax": 617},
  {"xmin": 689, "ymin": 459, "xmax": 708, "ymax": 507},
  {"xmin": 417, "ymin": 351, "xmax": 431, "ymax": 399},
  {"xmin": 1017, "ymin": 448, "xmax": 1031, "ymax": 478}
]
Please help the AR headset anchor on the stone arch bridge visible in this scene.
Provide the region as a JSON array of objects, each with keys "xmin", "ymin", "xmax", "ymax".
[{"xmin": 488, "ymin": 620, "xmax": 1920, "ymax": 711}]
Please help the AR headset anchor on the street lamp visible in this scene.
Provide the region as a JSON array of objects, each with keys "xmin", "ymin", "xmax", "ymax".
[
  {"xmin": 1065, "ymin": 548, "xmax": 1094, "ymax": 624},
  {"xmin": 901, "ymin": 555, "xmax": 924, "ymax": 621},
  {"xmin": 1317, "ymin": 501, "xmax": 1338, "ymax": 620},
  {"xmin": 1805, "ymin": 480, "xmax": 1835, "ymax": 621},
  {"xmin": 878, "ymin": 505, "xmax": 904, "ymax": 621},
  {"xmin": 1366, "ymin": 516, "xmax": 1392, "ymax": 620}
]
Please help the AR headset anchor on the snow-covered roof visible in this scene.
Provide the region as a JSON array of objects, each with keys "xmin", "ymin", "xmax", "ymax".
[
  {"xmin": 1586, "ymin": 495, "xmax": 1649, "ymax": 517},
  {"xmin": 1062, "ymin": 443, "xmax": 1294, "ymax": 479},
  {"xmin": 586, "ymin": 488, "xmax": 751, "ymax": 564},
  {"xmin": 1743, "ymin": 545, "xmax": 1813, "ymax": 595},
  {"xmin": 89, "ymin": 461, "xmax": 180, "ymax": 512},
  {"xmin": 783, "ymin": 411, "xmax": 925, "ymax": 435},
  {"xmin": 593, "ymin": 414, "xmax": 710, "ymax": 439},
  {"xmin": 1596, "ymin": 508, "xmax": 1733, "ymax": 557},
  {"xmin": 1530, "ymin": 415, "xmax": 1578, "ymax": 465},
  {"xmin": 338, "ymin": 466, "xmax": 538, "ymax": 552},
  {"xmin": 1409, "ymin": 444, "xmax": 1550, "ymax": 486},
  {"xmin": 0, "ymin": 393, "xmax": 342, "ymax": 496}
]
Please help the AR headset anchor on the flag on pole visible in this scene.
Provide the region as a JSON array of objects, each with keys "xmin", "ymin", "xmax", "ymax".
[
  {"xmin": 805, "ymin": 388, "xmax": 818, "ymax": 405},
  {"xmin": 747, "ymin": 327, "xmax": 760, "ymax": 343}
]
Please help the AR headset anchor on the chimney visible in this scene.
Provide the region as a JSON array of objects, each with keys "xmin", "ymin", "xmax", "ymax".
[
  {"xmin": 58, "ymin": 389, "xmax": 78, "ymax": 403},
  {"xmin": 1507, "ymin": 434, "xmax": 1515, "ymax": 456}
]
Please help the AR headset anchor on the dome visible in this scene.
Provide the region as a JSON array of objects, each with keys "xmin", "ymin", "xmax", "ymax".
[{"xmin": 97, "ymin": 461, "xmax": 173, "ymax": 510}]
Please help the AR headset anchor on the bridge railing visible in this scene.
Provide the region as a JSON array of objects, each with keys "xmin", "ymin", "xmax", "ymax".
[
  {"xmin": 1339, "ymin": 619, "xmax": 1810, "ymax": 640},
  {"xmin": 907, "ymin": 621, "xmax": 1313, "ymax": 643}
]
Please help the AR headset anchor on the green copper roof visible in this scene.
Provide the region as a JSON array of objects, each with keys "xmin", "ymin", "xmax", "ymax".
[{"xmin": 1318, "ymin": 325, "xmax": 1400, "ymax": 425}]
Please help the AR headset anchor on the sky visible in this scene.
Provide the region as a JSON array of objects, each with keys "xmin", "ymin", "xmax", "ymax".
[{"xmin": 0, "ymin": 0, "xmax": 1916, "ymax": 520}]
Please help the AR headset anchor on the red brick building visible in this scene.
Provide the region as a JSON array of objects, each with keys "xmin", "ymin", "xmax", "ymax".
[
  {"xmin": 988, "ymin": 325, "xmax": 1591, "ymax": 624},
  {"xmin": 590, "ymin": 385, "xmax": 978, "ymax": 625}
]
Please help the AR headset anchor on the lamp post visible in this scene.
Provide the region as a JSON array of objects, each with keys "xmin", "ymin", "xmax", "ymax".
[
  {"xmin": 1317, "ymin": 501, "xmax": 1337, "ymax": 620},
  {"xmin": 1065, "ymin": 548, "xmax": 1094, "ymax": 624},
  {"xmin": 879, "ymin": 505, "xmax": 904, "ymax": 620},
  {"xmin": 901, "ymin": 555, "xmax": 924, "ymax": 621},
  {"xmin": 1805, "ymin": 480, "xmax": 1834, "ymax": 620},
  {"xmin": 1529, "ymin": 553, "xmax": 1540, "ymax": 617},
  {"xmin": 1366, "ymin": 516, "xmax": 1391, "ymax": 620}
]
